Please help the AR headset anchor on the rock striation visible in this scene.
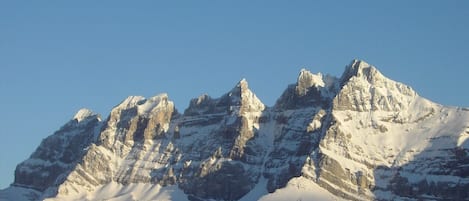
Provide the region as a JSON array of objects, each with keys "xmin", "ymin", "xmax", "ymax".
[{"xmin": 2, "ymin": 60, "xmax": 468, "ymax": 201}]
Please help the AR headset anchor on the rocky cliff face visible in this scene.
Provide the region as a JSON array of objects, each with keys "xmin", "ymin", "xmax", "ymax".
[
  {"xmin": 12, "ymin": 109, "xmax": 102, "ymax": 198},
  {"xmin": 2, "ymin": 60, "xmax": 468, "ymax": 201}
]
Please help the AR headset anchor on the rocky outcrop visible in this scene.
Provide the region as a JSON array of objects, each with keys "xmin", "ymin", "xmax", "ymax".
[
  {"xmin": 275, "ymin": 69, "xmax": 338, "ymax": 110},
  {"xmin": 334, "ymin": 60, "xmax": 417, "ymax": 112},
  {"xmin": 175, "ymin": 79, "xmax": 266, "ymax": 200},
  {"xmin": 3, "ymin": 60, "xmax": 469, "ymax": 201},
  {"xmin": 13, "ymin": 109, "xmax": 102, "ymax": 199}
]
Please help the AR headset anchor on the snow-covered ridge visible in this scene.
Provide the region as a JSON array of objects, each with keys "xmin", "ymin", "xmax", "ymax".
[
  {"xmin": 3, "ymin": 59, "xmax": 469, "ymax": 201},
  {"xmin": 115, "ymin": 95, "xmax": 146, "ymax": 110},
  {"xmin": 184, "ymin": 78, "xmax": 264, "ymax": 116},
  {"xmin": 340, "ymin": 59, "xmax": 382, "ymax": 82},
  {"xmin": 296, "ymin": 68, "xmax": 339, "ymax": 97},
  {"xmin": 136, "ymin": 93, "xmax": 173, "ymax": 115},
  {"xmin": 296, "ymin": 69, "xmax": 325, "ymax": 95},
  {"xmin": 111, "ymin": 94, "xmax": 174, "ymax": 116},
  {"xmin": 333, "ymin": 60, "xmax": 419, "ymax": 112},
  {"xmin": 73, "ymin": 108, "xmax": 98, "ymax": 122}
]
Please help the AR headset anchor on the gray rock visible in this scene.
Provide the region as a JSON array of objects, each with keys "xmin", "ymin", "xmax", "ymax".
[{"xmin": 4, "ymin": 60, "xmax": 469, "ymax": 201}]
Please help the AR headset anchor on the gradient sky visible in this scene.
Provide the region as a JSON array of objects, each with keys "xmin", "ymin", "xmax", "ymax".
[{"xmin": 1, "ymin": 1, "xmax": 468, "ymax": 189}]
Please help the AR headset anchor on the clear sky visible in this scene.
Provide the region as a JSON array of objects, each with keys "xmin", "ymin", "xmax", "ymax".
[{"xmin": 1, "ymin": 1, "xmax": 468, "ymax": 189}]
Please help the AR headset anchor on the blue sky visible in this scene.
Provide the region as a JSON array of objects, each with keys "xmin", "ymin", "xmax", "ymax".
[{"xmin": 1, "ymin": 1, "xmax": 468, "ymax": 189}]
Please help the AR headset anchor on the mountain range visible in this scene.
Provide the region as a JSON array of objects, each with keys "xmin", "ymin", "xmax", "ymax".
[{"xmin": 1, "ymin": 60, "xmax": 468, "ymax": 201}]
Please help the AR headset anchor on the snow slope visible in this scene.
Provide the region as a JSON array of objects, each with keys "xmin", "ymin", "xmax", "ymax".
[
  {"xmin": 45, "ymin": 183, "xmax": 188, "ymax": 201},
  {"xmin": 2, "ymin": 60, "xmax": 468, "ymax": 201},
  {"xmin": 257, "ymin": 177, "xmax": 345, "ymax": 201}
]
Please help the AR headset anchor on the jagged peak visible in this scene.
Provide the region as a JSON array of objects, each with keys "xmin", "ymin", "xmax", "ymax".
[
  {"xmin": 184, "ymin": 93, "xmax": 214, "ymax": 116},
  {"xmin": 227, "ymin": 78, "xmax": 255, "ymax": 100},
  {"xmin": 340, "ymin": 59, "xmax": 385, "ymax": 84},
  {"xmin": 297, "ymin": 68, "xmax": 326, "ymax": 96},
  {"xmin": 146, "ymin": 93, "xmax": 169, "ymax": 103},
  {"xmin": 230, "ymin": 78, "xmax": 250, "ymax": 94},
  {"xmin": 111, "ymin": 94, "xmax": 174, "ymax": 116},
  {"xmin": 195, "ymin": 93, "xmax": 211, "ymax": 105},
  {"xmin": 184, "ymin": 79, "xmax": 265, "ymax": 115},
  {"xmin": 228, "ymin": 78, "xmax": 265, "ymax": 111},
  {"xmin": 299, "ymin": 69, "xmax": 324, "ymax": 84},
  {"xmin": 116, "ymin": 96, "xmax": 146, "ymax": 110},
  {"xmin": 341, "ymin": 60, "xmax": 416, "ymax": 95},
  {"xmin": 137, "ymin": 93, "xmax": 173, "ymax": 115},
  {"xmin": 73, "ymin": 108, "xmax": 98, "ymax": 122},
  {"xmin": 334, "ymin": 60, "xmax": 419, "ymax": 112},
  {"xmin": 274, "ymin": 68, "xmax": 340, "ymax": 110},
  {"xmin": 238, "ymin": 78, "xmax": 248, "ymax": 88}
]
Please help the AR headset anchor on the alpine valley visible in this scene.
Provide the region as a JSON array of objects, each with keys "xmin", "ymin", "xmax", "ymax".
[{"xmin": 1, "ymin": 60, "xmax": 468, "ymax": 201}]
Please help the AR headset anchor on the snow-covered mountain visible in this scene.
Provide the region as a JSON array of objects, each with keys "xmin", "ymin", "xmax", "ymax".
[{"xmin": 1, "ymin": 60, "xmax": 468, "ymax": 201}]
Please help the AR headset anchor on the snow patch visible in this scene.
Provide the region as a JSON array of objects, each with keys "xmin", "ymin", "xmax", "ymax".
[
  {"xmin": 45, "ymin": 182, "xmax": 188, "ymax": 201},
  {"xmin": 258, "ymin": 177, "xmax": 345, "ymax": 201},
  {"xmin": 73, "ymin": 108, "xmax": 96, "ymax": 122}
]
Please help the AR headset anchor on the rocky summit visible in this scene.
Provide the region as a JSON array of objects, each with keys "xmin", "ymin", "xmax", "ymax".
[{"xmin": 1, "ymin": 60, "xmax": 469, "ymax": 201}]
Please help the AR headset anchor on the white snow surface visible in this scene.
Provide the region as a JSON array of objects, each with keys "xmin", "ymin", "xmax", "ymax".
[
  {"xmin": 73, "ymin": 108, "xmax": 96, "ymax": 122},
  {"xmin": 114, "ymin": 94, "xmax": 173, "ymax": 116},
  {"xmin": 329, "ymin": 101, "xmax": 469, "ymax": 168},
  {"xmin": 236, "ymin": 78, "xmax": 266, "ymax": 113},
  {"xmin": 255, "ymin": 177, "xmax": 345, "ymax": 201},
  {"xmin": 297, "ymin": 68, "xmax": 339, "ymax": 98},
  {"xmin": 2, "ymin": 177, "xmax": 344, "ymax": 201},
  {"xmin": 299, "ymin": 69, "xmax": 325, "ymax": 88},
  {"xmin": 4, "ymin": 60, "xmax": 469, "ymax": 201},
  {"xmin": 137, "ymin": 93, "xmax": 173, "ymax": 115},
  {"xmin": 45, "ymin": 182, "xmax": 188, "ymax": 201}
]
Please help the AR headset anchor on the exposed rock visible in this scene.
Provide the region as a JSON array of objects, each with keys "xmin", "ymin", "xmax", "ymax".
[
  {"xmin": 3, "ymin": 60, "xmax": 469, "ymax": 201},
  {"xmin": 13, "ymin": 109, "xmax": 102, "ymax": 197}
]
